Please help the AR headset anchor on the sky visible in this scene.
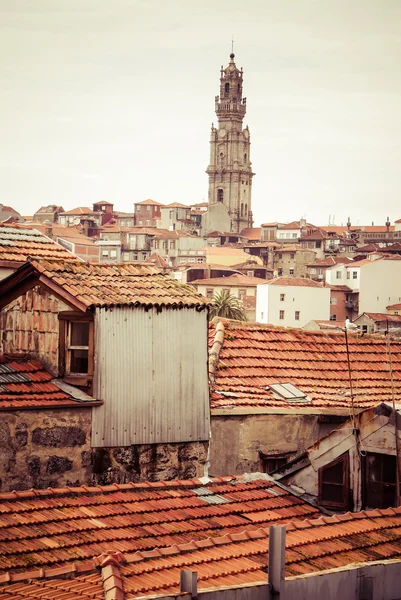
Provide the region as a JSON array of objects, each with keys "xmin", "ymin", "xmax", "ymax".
[{"xmin": 1, "ymin": 0, "xmax": 401, "ymax": 227}]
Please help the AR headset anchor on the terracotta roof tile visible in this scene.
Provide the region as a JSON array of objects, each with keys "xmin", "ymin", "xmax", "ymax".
[
  {"xmin": 263, "ymin": 277, "xmax": 324, "ymax": 288},
  {"xmin": 209, "ymin": 320, "xmax": 401, "ymax": 410},
  {"xmin": 0, "ymin": 476, "xmax": 320, "ymax": 575},
  {"xmin": 0, "ymin": 225, "xmax": 78, "ymax": 264},
  {"xmin": 115, "ymin": 508, "xmax": 401, "ymax": 597},
  {"xmin": 0, "ymin": 358, "xmax": 99, "ymax": 409},
  {"xmin": 1, "ymin": 259, "xmax": 209, "ymax": 309},
  {"xmin": 134, "ymin": 199, "xmax": 162, "ymax": 206}
]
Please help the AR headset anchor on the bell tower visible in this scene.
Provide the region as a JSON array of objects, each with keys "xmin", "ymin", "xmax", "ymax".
[{"xmin": 206, "ymin": 53, "xmax": 254, "ymax": 232}]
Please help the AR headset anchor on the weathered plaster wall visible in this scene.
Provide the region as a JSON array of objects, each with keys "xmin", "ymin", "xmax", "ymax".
[
  {"xmin": 0, "ymin": 286, "xmax": 71, "ymax": 376},
  {"xmin": 0, "ymin": 408, "xmax": 92, "ymax": 492},
  {"xmin": 210, "ymin": 414, "xmax": 335, "ymax": 476},
  {"xmin": 91, "ymin": 441, "xmax": 209, "ymax": 484}
]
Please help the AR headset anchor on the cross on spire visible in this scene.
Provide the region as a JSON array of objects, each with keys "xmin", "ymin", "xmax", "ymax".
[{"xmin": 231, "ymin": 35, "xmax": 234, "ymax": 55}]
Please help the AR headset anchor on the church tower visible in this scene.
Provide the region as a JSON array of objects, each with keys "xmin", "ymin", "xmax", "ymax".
[{"xmin": 206, "ymin": 52, "xmax": 254, "ymax": 233}]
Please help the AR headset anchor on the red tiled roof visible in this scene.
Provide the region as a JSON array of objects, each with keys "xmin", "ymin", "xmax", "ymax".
[
  {"xmin": 134, "ymin": 199, "xmax": 162, "ymax": 206},
  {"xmin": 278, "ymin": 221, "xmax": 310, "ymax": 230},
  {"xmin": 327, "ymin": 284, "xmax": 352, "ymax": 292},
  {"xmin": 0, "ymin": 475, "xmax": 320, "ymax": 575},
  {"xmin": 144, "ymin": 252, "xmax": 171, "ymax": 268},
  {"xmin": 208, "ymin": 320, "xmax": 401, "ymax": 410},
  {"xmin": 34, "ymin": 205, "xmax": 64, "ymax": 214},
  {"xmin": 0, "ymin": 358, "xmax": 99, "ymax": 409},
  {"xmin": 299, "ymin": 229, "xmax": 327, "ymax": 241},
  {"xmin": 358, "ymin": 312, "xmax": 401, "ymax": 324},
  {"xmin": 239, "ymin": 227, "xmax": 262, "ymax": 241},
  {"xmin": 356, "ymin": 243, "xmax": 381, "ymax": 252},
  {"xmin": 5, "ymin": 507, "xmax": 401, "ymax": 598},
  {"xmin": 60, "ymin": 207, "xmax": 98, "ymax": 216},
  {"xmin": 308, "ymin": 257, "xmax": 352, "ymax": 267},
  {"xmin": 0, "ymin": 224, "xmax": 78, "ymax": 264},
  {"xmin": 265, "ymin": 277, "xmax": 324, "ymax": 288},
  {"xmin": 388, "ymin": 303, "xmax": 401, "ymax": 310},
  {"xmin": 116, "ymin": 506, "xmax": 401, "ymax": 596},
  {"xmin": 162, "ymin": 202, "xmax": 189, "ymax": 209},
  {"xmin": 0, "ymin": 568, "xmax": 104, "ymax": 599},
  {"xmin": 0, "ymin": 259, "xmax": 209, "ymax": 310}
]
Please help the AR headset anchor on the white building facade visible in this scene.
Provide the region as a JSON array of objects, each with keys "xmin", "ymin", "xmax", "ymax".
[{"xmin": 256, "ymin": 278, "xmax": 331, "ymax": 328}]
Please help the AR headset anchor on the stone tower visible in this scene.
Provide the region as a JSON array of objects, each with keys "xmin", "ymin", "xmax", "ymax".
[{"xmin": 206, "ymin": 53, "xmax": 254, "ymax": 233}]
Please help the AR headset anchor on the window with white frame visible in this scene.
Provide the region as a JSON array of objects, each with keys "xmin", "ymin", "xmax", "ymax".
[{"xmin": 279, "ymin": 310, "xmax": 285, "ymax": 319}]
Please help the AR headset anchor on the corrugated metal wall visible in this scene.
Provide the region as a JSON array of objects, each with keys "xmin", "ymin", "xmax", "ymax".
[{"xmin": 91, "ymin": 307, "xmax": 210, "ymax": 447}]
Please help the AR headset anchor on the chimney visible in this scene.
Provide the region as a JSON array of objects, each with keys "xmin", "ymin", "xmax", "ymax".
[
  {"xmin": 385, "ymin": 216, "xmax": 391, "ymax": 232},
  {"xmin": 43, "ymin": 220, "xmax": 53, "ymax": 238},
  {"xmin": 82, "ymin": 219, "xmax": 89, "ymax": 237}
]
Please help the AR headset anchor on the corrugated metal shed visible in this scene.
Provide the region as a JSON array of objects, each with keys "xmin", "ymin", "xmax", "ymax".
[{"xmin": 92, "ymin": 306, "xmax": 210, "ymax": 447}]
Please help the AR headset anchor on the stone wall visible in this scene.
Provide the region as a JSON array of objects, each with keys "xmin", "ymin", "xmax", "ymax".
[
  {"xmin": 0, "ymin": 407, "xmax": 209, "ymax": 491},
  {"xmin": 209, "ymin": 413, "xmax": 338, "ymax": 476},
  {"xmin": 274, "ymin": 249, "xmax": 317, "ymax": 278},
  {"xmin": 91, "ymin": 441, "xmax": 209, "ymax": 484},
  {"xmin": 0, "ymin": 408, "xmax": 92, "ymax": 492},
  {"xmin": 0, "ymin": 286, "xmax": 71, "ymax": 376}
]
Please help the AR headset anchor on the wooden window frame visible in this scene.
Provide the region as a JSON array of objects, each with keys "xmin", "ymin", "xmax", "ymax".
[
  {"xmin": 318, "ymin": 452, "xmax": 350, "ymax": 510},
  {"xmin": 362, "ymin": 452, "xmax": 397, "ymax": 510},
  {"xmin": 59, "ymin": 312, "xmax": 94, "ymax": 387},
  {"xmin": 259, "ymin": 451, "xmax": 291, "ymax": 475}
]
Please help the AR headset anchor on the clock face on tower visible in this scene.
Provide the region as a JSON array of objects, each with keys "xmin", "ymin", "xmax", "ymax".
[{"xmin": 218, "ymin": 128, "xmax": 226, "ymax": 138}]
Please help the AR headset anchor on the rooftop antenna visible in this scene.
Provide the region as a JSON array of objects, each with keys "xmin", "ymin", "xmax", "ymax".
[{"xmin": 385, "ymin": 329, "xmax": 401, "ymax": 507}]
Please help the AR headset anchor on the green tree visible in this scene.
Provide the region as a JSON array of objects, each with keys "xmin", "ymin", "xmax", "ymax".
[{"xmin": 209, "ymin": 290, "xmax": 247, "ymax": 321}]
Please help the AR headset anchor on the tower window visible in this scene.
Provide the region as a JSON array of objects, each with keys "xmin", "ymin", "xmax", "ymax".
[
  {"xmin": 244, "ymin": 153, "xmax": 247, "ymax": 162},
  {"xmin": 245, "ymin": 204, "xmax": 248, "ymax": 216},
  {"xmin": 224, "ymin": 82, "xmax": 230, "ymax": 97},
  {"xmin": 217, "ymin": 189, "xmax": 224, "ymax": 202},
  {"xmin": 241, "ymin": 203, "xmax": 244, "ymax": 217},
  {"xmin": 237, "ymin": 83, "xmax": 240, "ymax": 94}
]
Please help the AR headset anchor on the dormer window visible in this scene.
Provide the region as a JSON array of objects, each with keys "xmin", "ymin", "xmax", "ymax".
[{"xmin": 59, "ymin": 312, "xmax": 94, "ymax": 388}]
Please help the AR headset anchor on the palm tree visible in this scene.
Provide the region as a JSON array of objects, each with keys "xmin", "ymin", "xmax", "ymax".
[{"xmin": 209, "ymin": 290, "xmax": 247, "ymax": 321}]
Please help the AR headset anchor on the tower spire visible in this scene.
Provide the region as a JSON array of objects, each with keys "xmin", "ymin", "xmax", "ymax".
[{"xmin": 205, "ymin": 52, "xmax": 255, "ymax": 233}]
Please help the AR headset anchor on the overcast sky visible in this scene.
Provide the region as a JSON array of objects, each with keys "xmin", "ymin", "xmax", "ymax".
[{"xmin": 1, "ymin": 0, "xmax": 400, "ymax": 226}]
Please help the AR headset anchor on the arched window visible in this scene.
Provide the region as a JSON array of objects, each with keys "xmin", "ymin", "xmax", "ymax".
[
  {"xmin": 241, "ymin": 203, "xmax": 244, "ymax": 217},
  {"xmin": 244, "ymin": 153, "xmax": 247, "ymax": 162},
  {"xmin": 224, "ymin": 82, "xmax": 230, "ymax": 97},
  {"xmin": 245, "ymin": 204, "xmax": 248, "ymax": 216},
  {"xmin": 237, "ymin": 83, "xmax": 241, "ymax": 94},
  {"xmin": 217, "ymin": 189, "xmax": 224, "ymax": 202}
]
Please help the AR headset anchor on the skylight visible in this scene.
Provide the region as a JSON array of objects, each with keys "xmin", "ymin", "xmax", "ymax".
[{"xmin": 268, "ymin": 382, "xmax": 311, "ymax": 403}]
